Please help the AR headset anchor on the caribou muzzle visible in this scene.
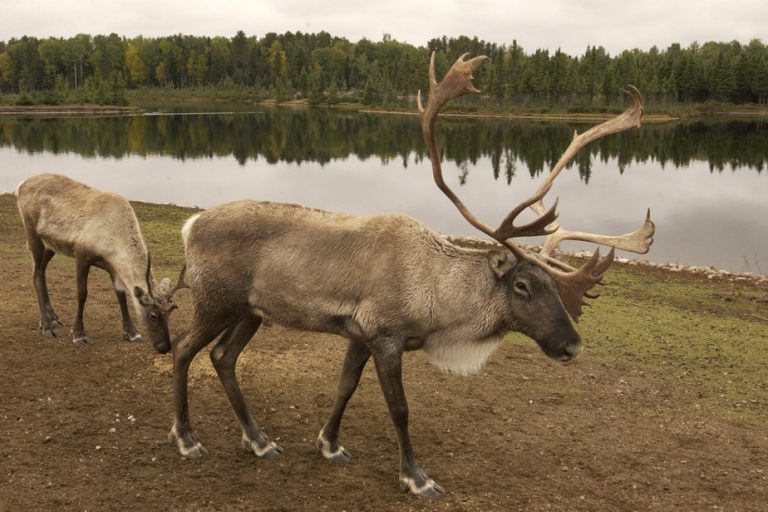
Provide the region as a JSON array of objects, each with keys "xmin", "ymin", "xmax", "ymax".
[
  {"xmin": 538, "ymin": 335, "xmax": 583, "ymax": 362},
  {"xmin": 154, "ymin": 339, "xmax": 172, "ymax": 354}
]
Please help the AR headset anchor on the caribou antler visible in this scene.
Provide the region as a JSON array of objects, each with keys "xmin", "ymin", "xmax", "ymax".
[
  {"xmin": 155, "ymin": 264, "xmax": 188, "ymax": 309},
  {"xmin": 523, "ymin": 85, "xmax": 654, "ymax": 257},
  {"xmin": 418, "ymin": 52, "xmax": 648, "ymax": 320}
]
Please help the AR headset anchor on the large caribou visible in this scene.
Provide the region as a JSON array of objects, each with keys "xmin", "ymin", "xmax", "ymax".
[
  {"xmin": 16, "ymin": 173, "xmax": 185, "ymax": 353},
  {"xmin": 168, "ymin": 54, "xmax": 653, "ymax": 496}
]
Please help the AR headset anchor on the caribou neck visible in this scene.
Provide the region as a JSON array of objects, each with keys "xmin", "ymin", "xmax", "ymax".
[{"xmin": 421, "ymin": 242, "xmax": 510, "ymax": 337}]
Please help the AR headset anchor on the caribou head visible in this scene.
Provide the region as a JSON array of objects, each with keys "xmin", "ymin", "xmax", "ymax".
[{"xmin": 134, "ymin": 258, "xmax": 187, "ymax": 354}]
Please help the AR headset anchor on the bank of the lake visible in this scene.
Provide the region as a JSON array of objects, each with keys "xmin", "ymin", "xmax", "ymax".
[{"xmin": 3, "ymin": 93, "xmax": 768, "ymax": 122}]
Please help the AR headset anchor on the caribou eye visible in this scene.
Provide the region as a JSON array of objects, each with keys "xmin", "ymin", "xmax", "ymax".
[
  {"xmin": 513, "ymin": 280, "xmax": 530, "ymax": 297},
  {"xmin": 149, "ymin": 311, "xmax": 159, "ymax": 322}
]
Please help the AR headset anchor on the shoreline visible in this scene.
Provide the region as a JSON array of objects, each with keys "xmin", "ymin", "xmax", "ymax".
[
  {"xmin": 2, "ymin": 101, "xmax": 767, "ymax": 122},
  {"xmin": 443, "ymin": 234, "xmax": 768, "ymax": 284},
  {"xmin": 357, "ymin": 107, "xmax": 679, "ymax": 123}
]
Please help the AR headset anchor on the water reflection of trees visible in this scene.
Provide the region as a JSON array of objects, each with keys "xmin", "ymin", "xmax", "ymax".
[{"xmin": 0, "ymin": 110, "xmax": 765, "ymax": 179}]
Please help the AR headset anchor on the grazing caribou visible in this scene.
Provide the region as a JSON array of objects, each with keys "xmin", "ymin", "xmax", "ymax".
[
  {"xmin": 16, "ymin": 173, "xmax": 185, "ymax": 353},
  {"xmin": 168, "ymin": 54, "xmax": 653, "ymax": 496}
]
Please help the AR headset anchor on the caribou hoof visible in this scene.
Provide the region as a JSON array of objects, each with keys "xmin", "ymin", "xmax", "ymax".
[
  {"xmin": 72, "ymin": 335, "xmax": 89, "ymax": 347},
  {"xmin": 316, "ymin": 433, "xmax": 352, "ymax": 464},
  {"xmin": 169, "ymin": 426, "xmax": 208, "ymax": 459},
  {"xmin": 241, "ymin": 436, "xmax": 284, "ymax": 459},
  {"xmin": 39, "ymin": 321, "xmax": 61, "ymax": 337},
  {"xmin": 399, "ymin": 468, "xmax": 445, "ymax": 497},
  {"xmin": 123, "ymin": 332, "xmax": 145, "ymax": 343}
]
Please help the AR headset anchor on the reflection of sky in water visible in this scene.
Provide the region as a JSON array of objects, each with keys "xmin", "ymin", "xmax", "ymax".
[{"xmin": 1, "ymin": 147, "xmax": 766, "ymax": 274}]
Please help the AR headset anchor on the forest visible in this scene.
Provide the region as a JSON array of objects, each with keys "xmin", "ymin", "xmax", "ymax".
[{"xmin": 1, "ymin": 31, "xmax": 767, "ymax": 109}]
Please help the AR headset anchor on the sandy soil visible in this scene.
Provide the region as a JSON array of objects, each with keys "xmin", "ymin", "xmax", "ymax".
[{"xmin": 1, "ymin": 225, "xmax": 767, "ymax": 511}]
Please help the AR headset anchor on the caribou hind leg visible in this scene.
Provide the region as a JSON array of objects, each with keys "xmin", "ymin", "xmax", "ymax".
[
  {"xmin": 26, "ymin": 231, "xmax": 62, "ymax": 337},
  {"xmin": 316, "ymin": 338, "xmax": 370, "ymax": 464},
  {"xmin": 370, "ymin": 337, "xmax": 444, "ymax": 497},
  {"xmin": 210, "ymin": 314, "xmax": 284, "ymax": 459}
]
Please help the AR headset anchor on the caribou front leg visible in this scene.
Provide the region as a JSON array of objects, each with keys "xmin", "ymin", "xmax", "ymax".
[
  {"xmin": 27, "ymin": 232, "xmax": 62, "ymax": 336},
  {"xmin": 210, "ymin": 314, "xmax": 283, "ymax": 459},
  {"xmin": 169, "ymin": 318, "xmax": 225, "ymax": 459},
  {"xmin": 113, "ymin": 281, "xmax": 144, "ymax": 342},
  {"xmin": 370, "ymin": 337, "xmax": 444, "ymax": 497},
  {"xmin": 317, "ymin": 338, "xmax": 370, "ymax": 464}
]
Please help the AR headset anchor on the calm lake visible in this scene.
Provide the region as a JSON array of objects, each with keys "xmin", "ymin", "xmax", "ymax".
[{"xmin": 1, "ymin": 107, "xmax": 766, "ymax": 273}]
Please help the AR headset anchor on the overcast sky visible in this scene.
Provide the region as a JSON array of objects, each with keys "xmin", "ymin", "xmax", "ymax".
[{"xmin": 2, "ymin": 0, "xmax": 765, "ymax": 55}]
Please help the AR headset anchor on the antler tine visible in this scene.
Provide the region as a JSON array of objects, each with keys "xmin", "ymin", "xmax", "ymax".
[
  {"xmin": 428, "ymin": 51, "xmax": 439, "ymax": 90},
  {"xmin": 422, "ymin": 52, "xmax": 488, "ymax": 112},
  {"xmin": 534, "ymin": 85, "xmax": 644, "ymax": 199},
  {"xmin": 549, "ymin": 248, "xmax": 615, "ymax": 321},
  {"xmin": 145, "ymin": 253, "xmax": 154, "ymax": 295},
  {"xmin": 495, "ymin": 196, "xmax": 560, "ymax": 240},
  {"xmin": 540, "ymin": 208, "xmax": 655, "ymax": 257},
  {"xmin": 172, "ymin": 264, "xmax": 188, "ymax": 294}
]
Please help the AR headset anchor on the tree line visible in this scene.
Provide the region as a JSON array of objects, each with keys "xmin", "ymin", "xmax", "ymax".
[{"xmin": 1, "ymin": 31, "xmax": 767, "ymax": 108}]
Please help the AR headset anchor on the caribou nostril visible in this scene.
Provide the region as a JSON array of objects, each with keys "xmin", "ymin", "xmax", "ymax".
[{"xmin": 564, "ymin": 342, "xmax": 583, "ymax": 359}]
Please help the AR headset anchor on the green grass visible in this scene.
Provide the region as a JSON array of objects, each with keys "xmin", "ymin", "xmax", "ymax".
[
  {"xmin": 3, "ymin": 192, "xmax": 766, "ymax": 425},
  {"xmin": 506, "ymin": 262, "xmax": 768, "ymax": 425}
]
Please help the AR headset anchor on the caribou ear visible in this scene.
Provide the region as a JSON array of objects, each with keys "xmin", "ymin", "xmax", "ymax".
[
  {"xmin": 133, "ymin": 286, "xmax": 154, "ymax": 306},
  {"xmin": 488, "ymin": 249, "xmax": 516, "ymax": 278}
]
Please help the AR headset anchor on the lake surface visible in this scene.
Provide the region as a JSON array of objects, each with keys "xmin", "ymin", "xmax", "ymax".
[{"xmin": 1, "ymin": 107, "xmax": 766, "ymax": 273}]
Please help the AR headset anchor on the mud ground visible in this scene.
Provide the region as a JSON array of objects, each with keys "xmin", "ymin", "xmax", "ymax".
[{"xmin": 1, "ymin": 198, "xmax": 767, "ymax": 511}]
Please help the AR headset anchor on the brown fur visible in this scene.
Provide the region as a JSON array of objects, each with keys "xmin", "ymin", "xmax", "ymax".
[
  {"xmin": 182, "ymin": 201, "xmax": 518, "ymax": 361},
  {"xmin": 17, "ymin": 174, "xmax": 149, "ymax": 286}
]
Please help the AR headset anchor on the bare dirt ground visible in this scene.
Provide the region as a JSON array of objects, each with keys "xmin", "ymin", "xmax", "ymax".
[{"xmin": 1, "ymin": 199, "xmax": 767, "ymax": 511}]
